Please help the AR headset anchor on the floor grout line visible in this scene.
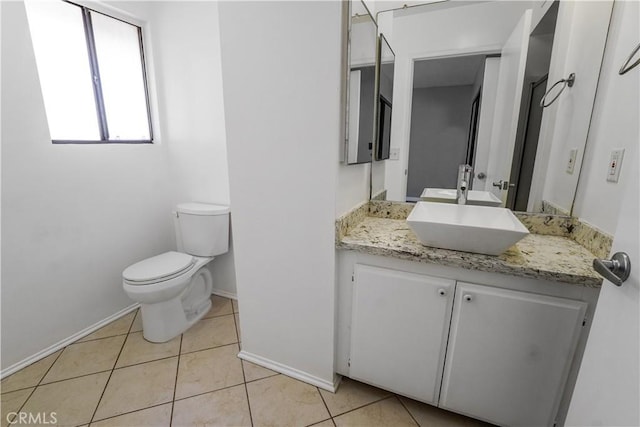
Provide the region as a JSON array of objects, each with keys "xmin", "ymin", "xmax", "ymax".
[
  {"xmin": 10, "ymin": 349, "xmax": 65, "ymax": 424},
  {"xmin": 76, "ymin": 332, "xmax": 130, "ymax": 344},
  {"xmin": 87, "ymin": 401, "xmax": 171, "ymax": 425},
  {"xmin": 234, "ymin": 312, "xmax": 254, "ymax": 427},
  {"xmin": 87, "ymin": 309, "xmax": 136, "ymax": 425},
  {"xmin": 317, "ymin": 385, "xmax": 333, "ymax": 420},
  {"xmin": 396, "ymin": 394, "xmax": 421, "ymax": 426},
  {"xmin": 328, "ymin": 394, "xmax": 398, "ymax": 420},
  {"xmin": 168, "ymin": 333, "xmax": 183, "ymax": 427},
  {"xmin": 171, "ymin": 380, "xmax": 246, "ymax": 404}
]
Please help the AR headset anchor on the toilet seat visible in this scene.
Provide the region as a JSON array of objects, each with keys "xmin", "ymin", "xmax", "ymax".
[{"xmin": 123, "ymin": 251, "xmax": 195, "ymax": 285}]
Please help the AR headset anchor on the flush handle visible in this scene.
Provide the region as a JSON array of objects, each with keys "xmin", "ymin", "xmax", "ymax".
[
  {"xmin": 593, "ymin": 252, "xmax": 631, "ymax": 286},
  {"xmin": 463, "ymin": 294, "xmax": 473, "ymax": 302},
  {"xmin": 438, "ymin": 288, "xmax": 447, "ymax": 297}
]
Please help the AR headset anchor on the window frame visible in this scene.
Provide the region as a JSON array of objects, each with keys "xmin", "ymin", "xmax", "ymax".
[{"xmin": 51, "ymin": 1, "xmax": 154, "ymax": 144}]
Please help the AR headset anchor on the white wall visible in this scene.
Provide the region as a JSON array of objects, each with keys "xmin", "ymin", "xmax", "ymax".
[
  {"xmin": 406, "ymin": 85, "xmax": 473, "ymax": 197},
  {"xmin": 337, "ymin": 164, "xmax": 370, "ymax": 217},
  {"xmin": 143, "ymin": 1, "xmax": 236, "ymax": 297},
  {"xmin": 1, "ymin": 1, "xmax": 174, "ymax": 370},
  {"xmin": 218, "ymin": 1, "xmax": 340, "ymax": 389},
  {"xmin": 1, "ymin": 0, "xmax": 234, "ymax": 371},
  {"xmin": 381, "ymin": 1, "xmax": 532, "ymax": 201},
  {"xmin": 572, "ymin": 0, "xmax": 638, "ymax": 235}
]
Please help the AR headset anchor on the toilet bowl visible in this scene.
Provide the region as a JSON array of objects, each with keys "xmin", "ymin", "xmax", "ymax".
[{"xmin": 122, "ymin": 202, "xmax": 230, "ymax": 343}]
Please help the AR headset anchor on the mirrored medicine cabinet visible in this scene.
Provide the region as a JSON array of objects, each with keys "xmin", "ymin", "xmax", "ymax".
[
  {"xmin": 343, "ymin": 0, "xmax": 613, "ymax": 217},
  {"xmin": 344, "ymin": 0, "xmax": 396, "ymax": 166}
]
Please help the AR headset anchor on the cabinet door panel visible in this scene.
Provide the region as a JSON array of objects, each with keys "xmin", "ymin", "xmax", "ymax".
[
  {"xmin": 349, "ymin": 264, "xmax": 454, "ymax": 403},
  {"xmin": 440, "ymin": 282, "xmax": 587, "ymax": 426}
]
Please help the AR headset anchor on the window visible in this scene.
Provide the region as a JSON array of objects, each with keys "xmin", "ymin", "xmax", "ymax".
[{"xmin": 25, "ymin": 1, "xmax": 153, "ymax": 143}]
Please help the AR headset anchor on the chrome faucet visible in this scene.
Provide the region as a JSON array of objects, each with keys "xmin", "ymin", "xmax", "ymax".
[{"xmin": 457, "ymin": 164, "xmax": 473, "ymax": 205}]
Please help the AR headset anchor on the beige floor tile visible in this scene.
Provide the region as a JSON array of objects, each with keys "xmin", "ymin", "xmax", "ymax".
[
  {"xmin": 203, "ymin": 295, "xmax": 233, "ymax": 319},
  {"xmin": 309, "ymin": 420, "xmax": 335, "ymax": 427},
  {"xmin": 247, "ymin": 374, "xmax": 330, "ymax": 427},
  {"xmin": 398, "ymin": 396, "xmax": 491, "ymax": 427},
  {"xmin": 41, "ymin": 336, "xmax": 125, "ymax": 384},
  {"xmin": 181, "ymin": 315, "xmax": 237, "ymax": 354},
  {"xmin": 242, "ymin": 360, "xmax": 278, "ymax": 383},
  {"xmin": 93, "ymin": 357, "xmax": 178, "ymax": 421},
  {"xmin": 1, "ymin": 388, "xmax": 33, "ymax": 427},
  {"xmin": 172, "ymin": 384, "xmax": 251, "ymax": 427},
  {"xmin": 130, "ymin": 310, "xmax": 143, "ymax": 333},
  {"xmin": 333, "ymin": 397, "xmax": 417, "ymax": 427},
  {"xmin": 90, "ymin": 403, "xmax": 172, "ymax": 427},
  {"xmin": 175, "ymin": 344, "xmax": 244, "ymax": 400},
  {"xmin": 232, "ymin": 299, "xmax": 239, "ymax": 313},
  {"xmin": 0, "ymin": 351, "xmax": 61, "ymax": 393},
  {"xmin": 116, "ymin": 332, "xmax": 180, "ymax": 368},
  {"xmin": 320, "ymin": 378, "xmax": 392, "ymax": 417},
  {"xmin": 235, "ymin": 313, "xmax": 241, "ymax": 342},
  {"xmin": 20, "ymin": 372, "xmax": 110, "ymax": 427},
  {"xmin": 78, "ymin": 312, "xmax": 135, "ymax": 342}
]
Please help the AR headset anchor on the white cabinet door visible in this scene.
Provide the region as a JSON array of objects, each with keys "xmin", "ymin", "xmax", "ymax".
[
  {"xmin": 349, "ymin": 264, "xmax": 454, "ymax": 404},
  {"xmin": 440, "ymin": 282, "xmax": 587, "ymax": 426}
]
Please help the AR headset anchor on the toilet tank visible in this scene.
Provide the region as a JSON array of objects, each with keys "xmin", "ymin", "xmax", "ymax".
[{"xmin": 174, "ymin": 202, "xmax": 230, "ymax": 257}]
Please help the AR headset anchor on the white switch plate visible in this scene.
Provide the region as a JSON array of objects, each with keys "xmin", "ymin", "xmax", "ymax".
[
  {"xmin": 389, "ymin": 147, "xmax": 400, "ymax": 160},
  {"xmin": 607, "ymin": 148, "xmax": 624, "ymax": 183},
  {"xmin": 566, "ymin": 148, "xmax": 578, "ymax": 174}
]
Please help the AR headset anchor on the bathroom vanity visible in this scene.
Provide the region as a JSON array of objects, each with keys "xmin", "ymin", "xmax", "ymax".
[{"xmin": 335, "ymin": 201, "xmax": 606, "ymax": 426}]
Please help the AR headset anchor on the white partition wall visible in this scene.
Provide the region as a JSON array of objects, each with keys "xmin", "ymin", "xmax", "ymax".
[{"xmin": 218, "ymin": 2, "xmax": 341, "ymax": 389}]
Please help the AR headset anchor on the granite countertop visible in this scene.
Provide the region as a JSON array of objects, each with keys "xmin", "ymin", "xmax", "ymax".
[{"xmin": 338, "ymin": 216, "xmax": 603, "ymax": 287}]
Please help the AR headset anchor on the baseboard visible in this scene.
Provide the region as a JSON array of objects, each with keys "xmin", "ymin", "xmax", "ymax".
[
  {"xmin": 211, "ymin": 289, "xmax": 237, "ymax": 300},
  {"xmin": 238, "ymin": 350, "xmax": 340, "ymax": 392},
  {"xmin": 0, "ymin": 303, "xmax": 139, "ymax": 379}
]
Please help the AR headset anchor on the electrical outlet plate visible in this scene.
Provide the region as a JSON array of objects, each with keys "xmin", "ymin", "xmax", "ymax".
[
  {"xmin": 566, "ymin": 148, "xmax": 578, "ymax": 174},
  {"xmin": 607, "ymin": 148, "xmax": 625, "ymax": 183}
]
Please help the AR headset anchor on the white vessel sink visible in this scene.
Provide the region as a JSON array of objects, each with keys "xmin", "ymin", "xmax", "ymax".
[
  {"xmin": 406, "ymin": 202, "xmax": 530, "ymax": 256},
  {"xmin": 420, "ymin": 188, "xmax": 503, "ymax": 207}
]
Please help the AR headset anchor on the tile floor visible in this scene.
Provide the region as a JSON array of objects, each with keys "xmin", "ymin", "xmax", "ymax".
[{"xmin": 1, "ymin": 296, "xmax": 491, "ymax": 427}]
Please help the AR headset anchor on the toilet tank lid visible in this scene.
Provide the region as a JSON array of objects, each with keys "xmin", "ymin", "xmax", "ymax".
[{"xmin": 176, "ymin": 202, "xmax": 229, "ymax": 216}]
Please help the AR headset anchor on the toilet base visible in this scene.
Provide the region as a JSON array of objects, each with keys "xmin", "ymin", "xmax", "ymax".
[
  {"xmin": 140, "ymin": 297, "xmax": 211, "ymax": 343},
  {"xmin": 137, "ymin": 263, "xmax": 214, "ymax": 343}
]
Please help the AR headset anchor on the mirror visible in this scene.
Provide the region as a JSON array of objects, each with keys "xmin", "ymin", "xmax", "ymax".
[
  {"xmin": 371, "ymin": 33, "xmax": 395, "ymax": 200},
  {"xmin": 371, "ymin": 0, "xmax": 612, "ymax": 214},
  {"xmin": 376, "ymin": 34, "xmax": 395, "ymax": 160},
  {"xmin": 345, "ymin": 1, "xmax": 378, "ymax": 165}
]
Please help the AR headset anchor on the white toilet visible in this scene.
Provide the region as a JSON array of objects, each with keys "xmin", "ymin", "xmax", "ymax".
[{"xmin": 122, "ymin": 202, "xmax": 230, "ymax": 343}]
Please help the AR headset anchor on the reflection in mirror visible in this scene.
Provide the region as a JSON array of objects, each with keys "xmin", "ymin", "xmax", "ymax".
[
  {"xmin": 346, "ymin": 1, "xmax": 377, "ymax": 165},
  {"xmin": 376, "ymin": 34, "xmax": 395, "ymax": 160},
  {"xmin": 373, "ymin": 0, "xmax": 612, "ymax": 215},
  {"xmin": 406, "ymin": 54, "xmax": 490, "ymax": 201}
]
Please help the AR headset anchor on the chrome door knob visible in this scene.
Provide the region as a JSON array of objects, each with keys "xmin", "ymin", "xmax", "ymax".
[{"xmin": 593, "ymin": 252, "xmax": 631, "ymax": 286}]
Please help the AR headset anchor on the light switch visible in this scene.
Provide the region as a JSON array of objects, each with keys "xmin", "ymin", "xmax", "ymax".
[
  {"xmin": 566, "ymin": 148, "xmax": 578, "ymax": 174},
  {"xmin": 389, "ymin": 148, "xmax": 400, "ymax": 160},
  {"xmin": 607, "ymin": 149, "xmax": 624, "ymax": 183}
]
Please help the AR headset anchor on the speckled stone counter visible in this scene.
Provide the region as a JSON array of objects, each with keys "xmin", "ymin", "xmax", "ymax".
[{"xmin": 336, "ymin": 201, "xmax": 607, "ymax": 287}]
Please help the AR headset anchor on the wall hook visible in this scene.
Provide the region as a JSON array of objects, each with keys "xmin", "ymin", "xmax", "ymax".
[{"xmin": 540, "ymin": 73, "xmax": 575, "ymax": 108}]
